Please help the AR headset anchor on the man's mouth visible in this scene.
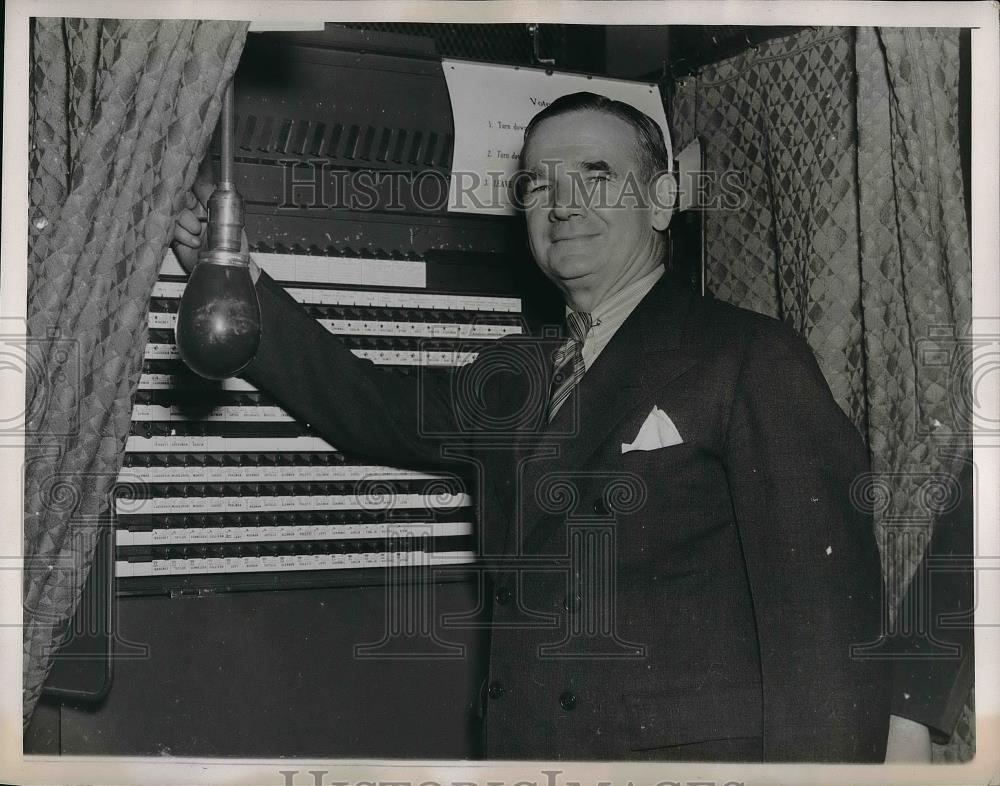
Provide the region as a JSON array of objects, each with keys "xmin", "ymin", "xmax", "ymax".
[{"xmin": 551, "ymin": 233, "xmax": 596, "ymax": 244}]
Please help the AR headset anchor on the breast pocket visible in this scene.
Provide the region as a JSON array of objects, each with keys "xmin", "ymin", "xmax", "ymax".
[
  {"xmin": 619, "ymin": 441, "xmax": 701, "ymax": 465},
  {"xmin": 617, "ymin": 441, "xmax": 721, "ymax": 505}
]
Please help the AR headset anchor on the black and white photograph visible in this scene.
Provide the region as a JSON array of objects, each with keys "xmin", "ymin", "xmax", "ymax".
[{"xmin": 1, "ymin": 1, "xmax": 998, "ymax": 784}]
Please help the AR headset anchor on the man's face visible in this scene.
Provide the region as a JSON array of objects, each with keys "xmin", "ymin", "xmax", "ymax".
[{"xmin": 520, "ymin": 109, "xmax": 667, "ymax": 308}]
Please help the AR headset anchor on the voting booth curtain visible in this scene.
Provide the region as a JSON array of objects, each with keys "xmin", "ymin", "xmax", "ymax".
[
  {"xmin": 670, "ymin": 27, "xmax": 973, "ymax": 759},
  {"xmin": 23, "ymin": 17, "xmax": 248, "ymax": 725}
]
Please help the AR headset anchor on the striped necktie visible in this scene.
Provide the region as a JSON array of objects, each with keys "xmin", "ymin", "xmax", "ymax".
[{"xmin": 548, "ymin": 310, "xmax": 593, "ymax": 421}]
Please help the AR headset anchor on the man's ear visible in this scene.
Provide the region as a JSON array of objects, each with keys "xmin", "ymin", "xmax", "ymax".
[{"xmin": 649, "ymin": 171, "xmax": 676, "ymax": 231}]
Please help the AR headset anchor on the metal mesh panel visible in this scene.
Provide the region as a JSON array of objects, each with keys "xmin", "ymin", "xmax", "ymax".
[{"xmin": 340, "ymin": 23, "xmax": 537, "ymax": 65}]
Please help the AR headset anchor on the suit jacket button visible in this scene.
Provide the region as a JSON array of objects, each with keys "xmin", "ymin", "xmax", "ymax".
[
  {"xmin": 559, "ymin": 691, "xmax": 577, "ymax": 711},
  {"xmin": 495, "ymin": 586, "xmax": 512, "ymax": 605},
  {"xmin": 592, "ymin": 497, "xmax": 609, "ymax": 515},
  {"xmin": 488, "ymin": 680, "xmax": 505, "ymax": 699}
]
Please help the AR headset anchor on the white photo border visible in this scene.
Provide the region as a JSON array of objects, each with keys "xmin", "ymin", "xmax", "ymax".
[{"xmin": 2, "ymin": 2, "xmax": 998, "ymax": 784}]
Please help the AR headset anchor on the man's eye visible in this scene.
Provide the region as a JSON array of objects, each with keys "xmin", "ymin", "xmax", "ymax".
[
  {"xmin": 587, "ymin": 173, "xmax": 610, "ymax": 183},
  {"xmin": 528, "ymin": 183, "xmax": 550, "ymax": 194}
]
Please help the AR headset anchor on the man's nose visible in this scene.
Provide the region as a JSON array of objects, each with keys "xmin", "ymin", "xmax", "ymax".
[{"xmin": 549, "ymin": 180, "xmax": 586, "ymax": 221}]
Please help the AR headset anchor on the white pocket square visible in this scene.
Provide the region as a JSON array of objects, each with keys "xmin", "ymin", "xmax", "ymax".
[{"xmin": 621, "ymin": 406, "xmax": 684, "ymax": 453}]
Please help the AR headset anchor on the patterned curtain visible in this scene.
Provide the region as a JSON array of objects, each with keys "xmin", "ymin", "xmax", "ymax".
[
  {"xmin": 24, "ymin": 17, "xmax": 248, "ymax": 725},
  {"xmin": 670, "ymin": 27, "xmax": 972, "ymax": 760}
]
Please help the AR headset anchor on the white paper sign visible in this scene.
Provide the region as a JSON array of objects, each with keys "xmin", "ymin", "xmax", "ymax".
[{"xmin": 442, "ymin": 59, "xmax": 671, "ymax": 216}]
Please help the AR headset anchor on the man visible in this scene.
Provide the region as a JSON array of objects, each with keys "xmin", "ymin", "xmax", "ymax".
[{"xmin": 172, "ymin": 92, "xmax": 890, "ymax": 761}]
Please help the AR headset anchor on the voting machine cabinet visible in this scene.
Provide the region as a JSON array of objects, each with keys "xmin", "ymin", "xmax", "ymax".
[{"xmin": 27, "ymin": 26, "xmax": 546, "ymax": 759}]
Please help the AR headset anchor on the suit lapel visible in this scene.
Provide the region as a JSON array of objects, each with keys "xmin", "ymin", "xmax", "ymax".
[{"xmin": 515, "ymin": 277, "xmax": 701, "ymax": 555}]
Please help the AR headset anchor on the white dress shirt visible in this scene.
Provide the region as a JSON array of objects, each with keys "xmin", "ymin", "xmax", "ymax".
[{"xmin": 572, "ymin": 265, "xmax": 665, "ymax": 371}]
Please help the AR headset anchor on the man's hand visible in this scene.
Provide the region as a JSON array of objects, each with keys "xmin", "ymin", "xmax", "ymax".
[
  {"xmin": 170, "ymin": 166, "xmax": 260, "ymax": 283},
  {"xmin": 170, "ymin": 175, "xmax": 214, "ymax": 275},
  {"xmin": 884, "ymin": 714, "xmax": 932, "ymax": 762}
]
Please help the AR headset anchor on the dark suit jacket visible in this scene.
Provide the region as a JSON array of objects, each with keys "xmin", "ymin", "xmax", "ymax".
[
  {"xmin": 888, "ymin": 461, "xmax": 974, "ymax": 743},
  {"xmin": 243, "ymin": 269, "xmax": 890, "ymax": 762}
]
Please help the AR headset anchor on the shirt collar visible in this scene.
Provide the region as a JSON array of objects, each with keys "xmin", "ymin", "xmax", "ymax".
[{"xmin": 565, "ymin": 265, "xmax": 666, "ymax": 331}]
